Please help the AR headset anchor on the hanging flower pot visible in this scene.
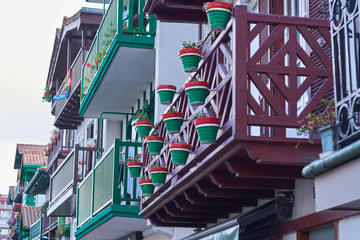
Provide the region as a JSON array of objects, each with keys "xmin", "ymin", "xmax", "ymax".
[
  {"xmin": 127, "ymin": 162, "xmax": 143, "ymax": 178},
  {"xmin": 45, "ymin": 150, "xmax": 49, "ymax": 156},
  {"xmin": 169, "ymin": 143, "xmax": 192, "ymax": 165},
  {"xmin": 47, "ymin": 144, "xmax": 52, "ymax": 151},
  {"xmin": 205, "ymin": 2, "xmax": 233, "ymax": 31},
  {"xmin": 162, "ymin": 112, "xmax": 183, "ymax": 134},
  {"xmin": 53, "ymin": 132, "xmax": 60, "ymax": 140},
  {"xmin": 149, "ymin": 167, "xmax": 168, "ymax": 185},
  {"xmin": 146, "ymin": 136, "xmax": 164, "ymax": 155},
  {"xmin": 184, "ymin": 81, "xmax": 209, "ymax": 106},
  {"xmin": 136, "ymin": 120, "xmax": 152, "ymax": 138},
  {"xmin": 179, "ymin": 48, "xmax": 202, "ymax": 72},
  {"xmin": 157, "ymin": 85, "xmax": 177, "ymax": 105},
  {"xmin": 194, "ymin": 117, "xmax": 220, "ymax": 144},
  {"xmin": 139, "ymin": 179, "xmax": 154, "ymax": 196}
]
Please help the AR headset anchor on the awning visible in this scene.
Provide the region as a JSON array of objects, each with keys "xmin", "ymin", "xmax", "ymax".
[{"xmin": 183, "ymin": 192, "xmax": 293, "ymax": 240}]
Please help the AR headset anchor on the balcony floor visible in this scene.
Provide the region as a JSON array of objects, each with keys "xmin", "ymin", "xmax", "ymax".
[
  {"xmin": 140, "ymin": 137, "xmax": 321, "ymax": 228},
  {"xmin": 80, "ymin": 45, "xmax": 155, "ymax": 118},
  {"xmin": 75, "ymin": 204, "xmax": 146, "ymax": 240}
]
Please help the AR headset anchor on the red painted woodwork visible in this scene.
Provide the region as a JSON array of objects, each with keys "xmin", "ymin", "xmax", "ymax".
[{"xmin": 140, "ymin": 5, "xmax": 332, "ymax": 227}]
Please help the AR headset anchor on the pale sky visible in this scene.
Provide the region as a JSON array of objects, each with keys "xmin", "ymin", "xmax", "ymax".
[{"xmin": 0, "ymin": 0, "xmax": 102, "ymax": 194}]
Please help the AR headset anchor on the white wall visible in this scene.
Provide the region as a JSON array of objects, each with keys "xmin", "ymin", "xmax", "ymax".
[
  {"xmin": 103, "ymin": 120, "xmax": 121, "ymax": 151},
  {"xmin": 154, "ymin": 21, "xmax": 199, "ymax": 122},
  {"xmin": 292, "ymin": 179, "xmax": 315, "ymax": 219},
  {"xmin": 35, "ymin": 194, "xmax": 45, "ymax": 207},
  {"xmin": 339, "ymin": 214, "xmax": 360, "ymax": 240},
  {"xmin": 283, "ymin": 232, "xmax": 296, "ymax": 240}
]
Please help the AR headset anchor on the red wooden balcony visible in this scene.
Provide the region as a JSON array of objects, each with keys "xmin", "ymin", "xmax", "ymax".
[{"xmin": 140, "ymin": 6, "xmax": 333, "ymax": 227}]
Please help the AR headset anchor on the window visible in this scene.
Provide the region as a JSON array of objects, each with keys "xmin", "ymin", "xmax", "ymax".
[{"xmin": 297, "ymin": 223, "xmax": 337, "ymax": 240}]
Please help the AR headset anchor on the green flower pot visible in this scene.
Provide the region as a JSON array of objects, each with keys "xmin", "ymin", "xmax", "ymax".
[
  {"xmin": 157, "ymin": 85, "xmax": 177, "ymax": 105},
  {"xmin": 184, "ymin": 81, "xmax": 209, "ymax": 106},
  {"xmin": 127, "ymin": 162, "xmax": 142, "ymax": 178},
  {"xmin": 162, "ymin": 112, "xmax": 183, "ymax": 134},
  {"xmin": 194, "ymin": 117, "xmax": 220, "ymax": 144},
  {"xmin": 179, "ymin": 48, "xmax": 202, "ymax": 72},
  {"xmin": 149, "ymin": 167, "xmax": 168, "ymax": 185},
  {"xmin": 146, "ymin": 136, "xmax": 164, "ymax": 155},
  {"xmin": 170, "ymin": 143, "xmax": 192, "ymax": 165},
  {"xmin": 205, "ymin": 2, "xmax": 233, "ymax": 31},
  {"xmin": 139, "ymin": 179, "xmax": 154, "ymax": 196},
  {"xmin": 136, "ymin": 121, "xmax": 152, "ymax": 138}
]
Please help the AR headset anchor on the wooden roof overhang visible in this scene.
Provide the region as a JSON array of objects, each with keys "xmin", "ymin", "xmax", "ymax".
[
  {"xmin": 144, "ymin": 0, "xmax": 207, "ymax": 23},
  {"xmin": 140, "ymin": 6, "xmax": 332, "ymax": 228}
]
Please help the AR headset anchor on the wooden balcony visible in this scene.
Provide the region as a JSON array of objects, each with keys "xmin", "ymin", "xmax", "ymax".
[
  {"xmin": 75, "ymin": 140, "xmax": 146, "ymax": 240},
  {"xmin": 13, "ymin": 181, "xmax": 24, "ymax": 203},
  {"xmin": 47, "ymin": 130, "xmax": 73, "ymax": 172},
  {"xmin": 140, "ymin": 6, "xmax": 333, "ymax": 227},
  {"xmin": 47, "ymin": 145, "xmax": 97, "ymax": 217},
  {"xmin": 143, "ymin": 0, "xmax": 207, "ymax": 23},
  {"xmin": 42, "ymin": 212, "xmax": 58, "ymax": 237},
  {"xmin": 52, "ymin": 49, "xmax": 87, "ymax": 129}
]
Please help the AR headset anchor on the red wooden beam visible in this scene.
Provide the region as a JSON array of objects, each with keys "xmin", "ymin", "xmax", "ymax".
[{"xmin": 164, "ymin": 202, "xmax": 229, "ymax": 219}]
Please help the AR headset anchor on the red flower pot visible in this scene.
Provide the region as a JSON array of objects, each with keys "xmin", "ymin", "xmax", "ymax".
[
  {"xmin": 162, "ymin": 112, "xmax": 183, "ymax": 134},
  {"xmin": 205, "ymin": 2, "xmax": 233, "ymax": 31},
  {"xmin": 127, "ymin": 162, "xmax": 143, "ymax": 178},
  {"xmin": 157, "ymin": 84, "xmax": 177, "ymax": 105},
  {"xmin": 179, "ymin": 48, "xmax": 202, "ymax": 72},
  {"xmin": 169, "ymin": 143, "xmax": 192, "ymax": 165},
  {"xmin": 136, "ymin": 120, "xmax": 152, "ymax": 138},
  {"xmin": 139, "ymin": 179, "xmax": 154, "ymax": 196},
  {"xmin": 145, "ymin": 136, "xmax": 164, "ymax": 155},
  {"xmin": 184, "ymin": 81, "xmax": 209, "ymax": 105},
  {"xmin": 149, "ymin": 167, "xmax": 168, "ymax": 185},
  {"xmin": 194, "ymin": 117, "xmax": 220, "ymax": 144}
]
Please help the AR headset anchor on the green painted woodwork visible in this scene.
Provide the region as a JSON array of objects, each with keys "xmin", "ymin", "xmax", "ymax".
[
  {"xmin": 75, "ymin": 204, "xmax": 141, "ymax": 240},
  {"xmin": 185, "ymin": 88, "xmax": 208, "ymax": 106},
  {"xmin": 180, "ymin": 55, "xmax": 201, "ymax": 72},
  {"xmin": 207, "ymin": 10, "xmax": 231, "ymax": 31},
  {"xmin": 170, "ymin": 150, "xmax": 190, "ymax": 165},
  {"xmin": 79, "ymin": 0, "xmax": 157, "ymax": 117},
  {"xmin": 77, "ymin": 140, "xmax": 142, "ymax": 228},
  {"xmin": 196, "ymin": 125, "xmax": 219, "ymax": 144}
]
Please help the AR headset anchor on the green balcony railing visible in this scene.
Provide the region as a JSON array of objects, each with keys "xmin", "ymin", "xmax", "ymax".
[
  {"xmin": 77, "ymin": 139, "xmax": 142, "ymax": 228},
  {"xmin": 30, "ymin": 218, "xmax": 42, "ymax": 240},
  {"xmin": 81, "ymin": 0, "xmax": 156, "ymax": 101},
  {"xmin": 14, "ymin": 181, "xmax": 24, "ymax": 203}
]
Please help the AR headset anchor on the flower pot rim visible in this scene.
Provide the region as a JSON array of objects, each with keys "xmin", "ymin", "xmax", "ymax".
[
  {"xmin": 139, "ymin": 179, "xmax": 152, "ymax": 184},
  {"xmin": 319, "ymin": 124, "xmax": 336, "ymax": 132},
  {"xmin": 184, "ymin": 81, "xmax": 209, "ymax": 89},
  {"xmin": 194, "ymin": 117, "xmax": 220, "ymax": 125},
  {"xmin": 157, "ymin": 84, "xmax": 177, "ymax": 91},
  {"xmin": 170, "ymin": 143, "xmax": 192, "ymax": 150},
  {"xmin": 162, "ymin": 112, "xmax": 183, "ymax": 119},
  {"xmin": 149, "ymin": 167, "xmax": 168, "ymax": 172},
  {"xmin": 146, "ymin": 136, "xmax": 164, "ymax": 141},
  {"xmin": 205, "ymin": 2, "xmax": 233, "ymax": 10},
  {"xmin": 179, "ymin": 48, "xmax": 202, "ymax": 56},
  {"xmin": 127, "ymin": 162, "xmax": 143, "ymax": 166},
  {"xmin": 136, "ymin": 120, "xmax": 152, "ymax": 126}
]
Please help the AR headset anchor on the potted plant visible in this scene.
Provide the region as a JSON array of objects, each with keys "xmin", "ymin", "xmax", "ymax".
[
  {"xmin": 194, "ymin": 113, "xmax": 220, "ymax": 144},
  {"xmin": 179, "ymin": 41, "xmax": 202, "ymax": 72},
  {"xmin": 127, "ymin": 155, "xmax": 142, "ymax": 178},
  {"xmin": 47, "ymin": 143, "xmax": 52, "ymax": 151},
  {"xmin": 162, "ymin": 107, "xmax": 183, "ymax": 134},
  {"xmin": 149, "ymin": 164, "xmax": 168, "ymax": 185},
  {"xmin": 184, "ymin": 79, "xmax": 209, "ymax": 106},
  {"xmin": 205, "ymin": 1, "xmax": 234, "ymax": 31},
  {"xmin": 157, "ymin": 84, "xmax": 177, "ymax": 105},
  {"xmin": 145, "ymin": 130, "xmax": 164, "ymax": 155},
  {"xmin": 52, "ymin": 129, "xmax": 60, "ymax": 140},
  {"xmin": 135, "ymin": 113, "xmax": 152, "ymax": 138},
  {"xmin": 297, "ymin": 99, "xmax": 336, "ymax": 153},
  {"xmin": 55, "ymin": 217, "xmax": 70, "ymax": 240},
  {"xmin": 169, "ymin": 142, "xmax": 192, "ymax": 165},
  {"xmin": 139, "ymin": 177, "xmax": 155, "ymax": 196}
]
